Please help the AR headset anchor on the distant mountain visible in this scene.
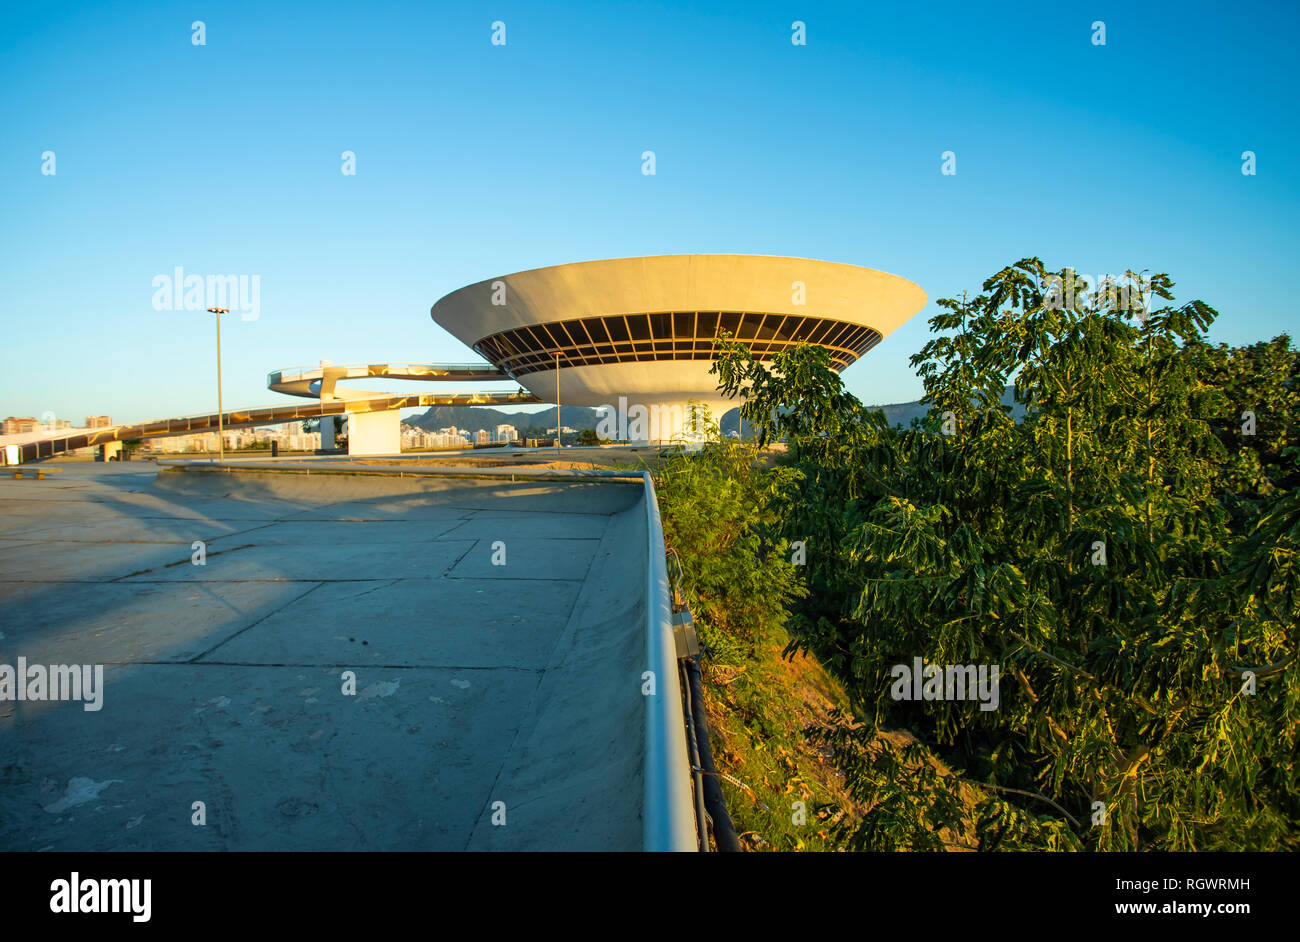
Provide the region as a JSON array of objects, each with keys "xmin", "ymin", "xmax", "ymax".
[
  {"xmin": 408, "ymin": 403, "xmax": 745, "ymax": 436},
  {"xmin": 406, "ymin": 405, "xmax": 602, "ymax": 435},
  {"xmin": 865, "ymin": 386, "xmax": 1026, "ymax": 428},
  {"xmin": 865, "ymin": 397, "xmax": 932, "ymax": 428},
  {"xmin": 406, "ymin": 388, "xmax": 1023, "ymax": 437}
]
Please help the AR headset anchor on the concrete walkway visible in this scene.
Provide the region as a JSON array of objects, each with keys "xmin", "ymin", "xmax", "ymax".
[{"xmin": 0, "ymin": 463, "xmax": 648, "ymax": 850}]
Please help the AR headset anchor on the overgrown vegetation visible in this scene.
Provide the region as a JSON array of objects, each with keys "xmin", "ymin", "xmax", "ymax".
[
  {"xmin": 698, "ymin": 627, "xmax": 865, "ymax": 850},
  {"xmin": 660, "ymin": 258, "xmax": 1297, "ymax": 851},
  {"xmin": 651, "ymin": 410, "xmax": 805, "ymax": 662}
]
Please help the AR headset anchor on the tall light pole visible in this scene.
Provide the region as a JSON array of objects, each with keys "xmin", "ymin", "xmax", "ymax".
[
  {"xmin": 206, "ymin": 307, "xmax": 229, "ymax": 462},
  {"xmin": 555, "ymin": 351, "xmax": 561, "ymax": 450}
]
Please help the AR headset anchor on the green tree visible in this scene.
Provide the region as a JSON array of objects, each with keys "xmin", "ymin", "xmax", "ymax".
[
  {"xmin": 713, "ymin": 259, "xmax": 1299, "ymax": 850},
  {"xmin": 1199, "ymin": 334, "xmax": 1299, "ymax": 502},
  {"xmin": 302, "ymin": 416, "xmax": 344, "ymax": 436}
]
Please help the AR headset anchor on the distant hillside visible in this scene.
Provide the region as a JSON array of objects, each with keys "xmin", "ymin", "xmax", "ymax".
[
  {"xmin": 407, "ymin": 405, "xmax": 602, "ymax": 435},
  {"xmin": 406, "ymin": 388, "xmax": 1022, "ymax": 438},
  {"xmin": 865, "ymin": 386, "xmax": 1026, "ymax": 428},
  {"xmin": 409, "ymin": 403, "xmax": 745, "ymax": 435}
]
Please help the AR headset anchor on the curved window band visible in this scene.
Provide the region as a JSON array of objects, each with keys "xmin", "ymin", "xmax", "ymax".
[{"xmin": 473, "ymin": 312, "xmax": 882, "ymax": 378}]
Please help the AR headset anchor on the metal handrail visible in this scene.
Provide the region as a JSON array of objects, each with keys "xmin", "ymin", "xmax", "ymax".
[{"xmin": 641, "ymin": 470, "xmax": 699, "ymax": 851}]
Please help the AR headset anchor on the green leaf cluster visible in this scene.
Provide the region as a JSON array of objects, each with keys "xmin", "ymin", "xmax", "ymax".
[{"xmin": 649, "ymin": 405, "xmax": 806, "ymax": 661}]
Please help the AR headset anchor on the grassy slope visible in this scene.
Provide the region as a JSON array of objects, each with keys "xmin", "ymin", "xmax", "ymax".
[
  {"xmin": 700, "ymin": 625, "xmax": 864, "ymax": 851},
  {"xmin": 603, "ymin": 449, "xmax": 980, "ymax": 851},
  {"xmin": 701, "ymin": 625, "xmax": 984, "ymax": 852}
]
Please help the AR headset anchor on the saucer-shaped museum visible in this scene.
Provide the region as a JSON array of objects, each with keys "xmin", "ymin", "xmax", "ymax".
[{"xmin": 431, "ymin": 254, "xmax": 926, "ymax": 438}]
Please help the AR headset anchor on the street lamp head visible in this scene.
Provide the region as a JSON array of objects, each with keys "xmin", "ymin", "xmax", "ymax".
[{"xmin": 206, "ymin": 307, "xmax": 230, "ymax": 314}]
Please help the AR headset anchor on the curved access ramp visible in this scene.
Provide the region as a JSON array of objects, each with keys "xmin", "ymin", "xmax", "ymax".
[
  {"xmin": 267, "ymin": 362, "xmax": 516, "ymax": 401},
  {"xmin": 6, "ymin": 362, "xmax": 542, "ymax": 464}
]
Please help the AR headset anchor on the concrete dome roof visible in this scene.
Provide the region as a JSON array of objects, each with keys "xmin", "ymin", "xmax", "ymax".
[{"xmin": 430, "ymin": 254, "xmax": 927, "ymax": 346}]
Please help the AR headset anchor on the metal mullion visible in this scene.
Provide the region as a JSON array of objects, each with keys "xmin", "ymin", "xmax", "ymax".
[
  {"xmin": 763, "ymin": 313, "xmax": 790, "ymax": 342},
  {"xmin": 537, "ymin": 323, "xmax": 564, "ymax": 354},
  {"xmin": 820, "ymin": 320, "xmax": 855, "ymax": 350},
  {"xmin": 840, "ymin": 325, "xmax": 871, "ymax": 353},
  {"xmin": 519, "ymin": 326, "xmax": 547, "ymax": 353},
  {"xmin": 805, "ymin": 319, "xmax": 839, "ymax": 345}
]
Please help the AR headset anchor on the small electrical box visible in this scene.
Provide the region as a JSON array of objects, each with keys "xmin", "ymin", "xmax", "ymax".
[{"xmin": 672, "ymin": 609, "xmax": 700, "ymax": 658}]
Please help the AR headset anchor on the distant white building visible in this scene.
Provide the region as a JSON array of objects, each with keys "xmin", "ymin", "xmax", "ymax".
[
  {"xmin": 496, "ymin": 424, "xmax": 517, "ymax": 442},
  {"xmin": 476, "ymin": 429, "xmax": 490, "ymax": 445}
]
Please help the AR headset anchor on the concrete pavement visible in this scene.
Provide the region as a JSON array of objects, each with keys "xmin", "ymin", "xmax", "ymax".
[{"xmin": 0, "ymin": 462, "xmax": 649, "ymax": 850}]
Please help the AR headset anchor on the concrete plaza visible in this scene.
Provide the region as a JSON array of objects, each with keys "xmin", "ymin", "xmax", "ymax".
[{"xmin": 0, "ymin": 462, "xmax": 649, "ymax": 850}]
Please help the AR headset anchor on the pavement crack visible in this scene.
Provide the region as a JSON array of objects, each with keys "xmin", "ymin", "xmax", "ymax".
[{"xmin": 188, "ymin": 581, "xmax": 325, "ymax": 662}]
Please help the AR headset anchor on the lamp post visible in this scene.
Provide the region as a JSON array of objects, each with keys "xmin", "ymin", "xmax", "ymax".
[
  {"xmin": 555, "ymin": 351, "xmax": 561, "ymax": 450},
  {"xmin": 206, "ymin": 307, "xmax": 230, "ymax": 462}
]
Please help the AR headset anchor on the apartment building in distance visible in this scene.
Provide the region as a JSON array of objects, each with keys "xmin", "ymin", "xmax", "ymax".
[{"xmin": 2, "ymin": 417, "xmax": 40, "ymax": 435}]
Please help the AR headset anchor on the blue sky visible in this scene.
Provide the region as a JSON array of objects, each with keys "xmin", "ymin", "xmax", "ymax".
[{"xmin": 2, "ymin": 0, "xmax": 1296, "ymax": 424}]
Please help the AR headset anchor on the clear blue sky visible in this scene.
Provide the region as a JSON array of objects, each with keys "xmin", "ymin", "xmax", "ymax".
[{"xmin": 2, "ymin": 0, "xmax": 1295, "ymax": 425}]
